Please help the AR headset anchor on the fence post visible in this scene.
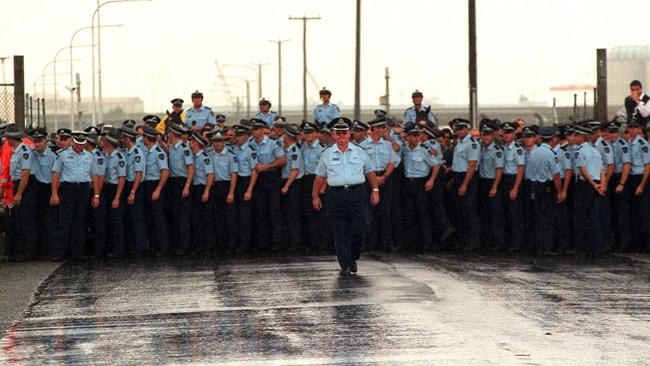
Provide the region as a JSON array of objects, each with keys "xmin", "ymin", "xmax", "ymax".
[{"xmin": 13, "ymin": 55, "xmax": 25, "ymax": 129}]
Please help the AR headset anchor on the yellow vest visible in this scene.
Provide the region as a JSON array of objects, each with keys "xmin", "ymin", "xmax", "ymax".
[{"xmin": 157, "ymin": 111, "xmax": 186, "ymax": 133}]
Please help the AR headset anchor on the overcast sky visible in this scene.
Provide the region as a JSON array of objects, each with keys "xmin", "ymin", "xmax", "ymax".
[{"xmin": 3, "ymin": 0, "xmax": 649, "ymax": 112}]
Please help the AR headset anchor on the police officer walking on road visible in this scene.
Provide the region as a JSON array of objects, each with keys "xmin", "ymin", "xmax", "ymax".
[{"xmin": 312, "ymin": 117, "xmax": 380, "ymax": 275}]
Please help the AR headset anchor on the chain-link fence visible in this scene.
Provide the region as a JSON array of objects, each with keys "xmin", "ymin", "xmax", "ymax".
[{"xmin": 0, "ymin": 84, "xmax": 13, "ymax": 123}]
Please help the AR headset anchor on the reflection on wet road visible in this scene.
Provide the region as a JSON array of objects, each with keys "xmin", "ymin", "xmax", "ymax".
[{"xmin": 2, "ymin": 254, "xmax": 649, "ymax": 365}]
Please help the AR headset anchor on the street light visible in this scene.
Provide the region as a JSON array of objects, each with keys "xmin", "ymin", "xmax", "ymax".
[
  {"xmin": 223, "ymin": 64, "xmax": 267, "ymax": 102},
  {"xmin": 69, "ymin": 23, "xmax": 122, "ymax": 128},
  {"xmin": 53, "ymin": 45, "xmax": 91, "ymax": 130},
  {"xmin": 91, "ymin": 0, "xmax": 150, "ymax": 126}
]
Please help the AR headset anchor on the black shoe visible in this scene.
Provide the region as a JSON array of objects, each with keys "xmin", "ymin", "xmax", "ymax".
[
  {"xmin": 339, "ymin": 267, "xmax": 350, "ymax": 275},
  {"xmin": 350, "ymin": 262, "xmax": 358, "ymax": 274}
]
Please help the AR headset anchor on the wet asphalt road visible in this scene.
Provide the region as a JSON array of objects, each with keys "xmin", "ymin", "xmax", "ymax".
[{"xmin": 1, "ymin": 253, "xmax": 649, "ymax": 365}]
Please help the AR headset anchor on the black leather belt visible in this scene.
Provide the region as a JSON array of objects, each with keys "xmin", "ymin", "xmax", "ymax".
[{"xmin": 330, "ymin": 184, "xmax": 363, "ymax": 190}]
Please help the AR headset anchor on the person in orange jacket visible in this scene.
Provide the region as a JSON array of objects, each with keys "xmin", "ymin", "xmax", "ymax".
[{"xmin": 0, "ymin": 124, "xmax": 35, "ymax": 207}]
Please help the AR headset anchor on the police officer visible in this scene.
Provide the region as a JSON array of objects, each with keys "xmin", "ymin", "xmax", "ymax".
[
  {"xmin": 5, "ymin": 125, "xmax": 38, "ymax": 261},
  {"xmin": 313, "ymin": 87, "xmax": 340, "ymax": 125},
  {"xmin": 351, "ymin": 120, "xmax": 370, "ymax": 144},
  {"xmin": 606, "ymin": 122, "xmax": 632, "ymax": 251},
  {"xmin": 552, "ymin": 127, "xmax": 573, "ymax": 253},
  {"xmin": 141, "ymin": 127, "xmax": 170, "ymax": 256},
  {"xmin": 187, "ymin": 133, "xmax": 215, "ymax": 254},
  {"xmin": 119, "ymin": 126, "xmax": 149, "ymax": 256},
  {"xmin": 361, "ymin": 117, "xmax": 401, "ymax": 252},
  {"xmin": 249, "ymin": 118, "xmax": 286, "ymax": 251},
  {"xmin": 528, "ymin": 126, "xmax": 563, "ymax": 254},
  {"xmin": 588, "ymin": 121, "xmax": 615, "ymax": 250},
  {"xmin": 166, "ymin": 122, "xmax": 194, "ymax": 255},
  {"xmin": 29, "ymin": 127, "xmax": 58, "ymax": 259},
  {"xmin": 313, "ymin": 117, "xmax": 379, "ymax": 275},
  {"xmin": 232, "ymin": 124, "xmax": 258, "ymax": 253},
  {"xmin": 157, "ymin": 98, "xmax": 186, "ymax": 133},
  {"xmin": 404, "ymin": 90, "xmax": 436, "ymax": 128},
  {"xmin": 451, "ymin": 119, "xmax": 480, "ymax": 251},
  {"xmin": 255, "ymin": 98, "xmax": 278, "ymax": 128},
  {"xmin": 521, "ymin": 127, "xmax": 538, "ymax": 250},
  {"xmin": 300, "ymin": 120, "xmax": 330, "ymax": 252},
  {"xmin": 208, "ymin": 130, "xmax": 238, "ymax": 253},
  {"xmin": 215, "ymin": 114, "xmax": 227, "ymax": 129},
  {"xmin": 102, "ymin": 130, "xmax": 127, "ymax": 258},
  {"xmin": 401, "ymin": 125, "xmax": 440, "ymax": 252},
  {"xmin": 499, "ymin": 122, "xmax": 525, "ymax": 251},
  {"xmin": 573, "ymin": 125, "xmax": 606, "ymax": 257},
  {"xmin": 50, "ymin": 132, "xmax": 93, "ymax": 260},
  {"xmin": 85, "ymin": 133, "xmax": 108, "ymax": 258},
  {"xmin": 477, "ymin": 126, "xmax": 506, "ymax": 251},
  {"xmin": 185, "ymin": 90, "xmax": 216, "ymax": 132},
  {"xmin": 418, "ymin": 125, "xmax": 455, "ymax": 247},
  {"xmin": 626, "ymin": 121, "xmax": 650, "ymax": 252},
  {"xmin": 280, "ymin": 124, "xmax": 304, "ymax": 252}
]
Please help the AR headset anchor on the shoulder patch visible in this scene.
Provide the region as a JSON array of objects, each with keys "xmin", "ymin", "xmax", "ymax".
[
  {"xmin": 22, "ymin": 152, "xmax": 29, "ymax": 160},
  {"xmin": 471, "ymin": 142, "xmax": 478, "ymax": 150},
  {"xmin": 135, "ymin": 155, "xmax": 141, "ymax": 163},
  {"xmin": 119, "ymin": 160, "xmax": 125, "ymax": 168},
  {"xmin": 604, "ymin": 146, "xmax": 610, "ymax": 154},
  {"xmin": 565, "ymin": 152, "xmax": 570, "ymax": 159},
  {"xmin": 291, "ymin": 154, "xmax": 298, "ymax": 161},
  {"xmin": 496, "ymin": 151, "xmax": 502, "ymax": 158},
  {"xmin": 159, "ymin": 153, "xmax": 165, "ymax": 160},
  {"xmin": 97, "ymin": 157, "xmax": 104, "ymax": 165},
  {"xmin": 204, "ymin": 157, "xmax": 211, "ymax": 165},
  {"xmin": 516, "ymin": 148, "xmax": 523, "ymax": 156},
  {"xmin": 622, "ymin": 146, "xmax": 629, "ymax": 154},
  {"xmin": 277, "ymin": 140, "xmax": 282, "ymax": 147},
  {"xmin": 643, "ymin": 146, "xmax": 649, "ymax": 153},
  {"xmin": 251, "ymin": 152, "xmax": 257, "ymax": 159},
  {"xmin": 184, "ymin": 149, "xmax": 190, "ymax": 156},
  {"xmin": 575, "ymin": 152, "xmax": 580, "ymax": 159}
]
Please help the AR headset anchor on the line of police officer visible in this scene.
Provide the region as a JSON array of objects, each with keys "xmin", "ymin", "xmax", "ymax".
[{"xmin": 3, "ymin": 88, "xmax": 650, "ymax": 264}]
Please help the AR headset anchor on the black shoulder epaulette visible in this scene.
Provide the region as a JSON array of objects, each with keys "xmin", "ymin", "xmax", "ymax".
[
  {"xmin": 352, "ymin": 142, "xmax": 366, "ymax": 150},
  {"xmin": 204, "ymin": 106, "xmax": 212, "ymax": 110},
  {"xmin": 116, "ymin": 152, "xmax": 124, "ymax": 159},
  {"xmin": 154, "ymin": 146, "xmax": 162, "ymax": 152},
  {"xmin": 134, "ymin": 148, "xmax": 139, "ymax": 154},
  {"xmin": 639, "ymin": 138, "xmax": 647, "ymax": 145},
  {"xmin": 318, "ymin": 142, "xmax": 326, "ymax": 148},
  {"xmin": 181, "ymin": 142, "xmax": 188, "ymax": 148},
  {"xmin": 600, "ymin": 139, "xmax": 608, "ymax": 146},
  {"xmin": 276, "ymin": 140, "xmax": 282, "ymax": 147},
  {"xmin": 618, "ymin": 138, "xmax": 627, "ymax": 146},
  {"xmin": 248, "ymin": 144, "xmax": 256, "ymax": 151},
  {"xmin": 227, "ymin": 148, "xmax": 235, "ymax": 155},
  {"xmin": 494, "ymin": 144, "xmax": 503, "ymax": 151},
  {"xmin": 20, "ymin": 145, "xmax": 27, "ymax": 151}
]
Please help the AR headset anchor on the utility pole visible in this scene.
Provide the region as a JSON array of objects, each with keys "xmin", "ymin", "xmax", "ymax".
[
  {"xmin": 354, "ymin": 0, "xmax": 361, "ymax": 121},
  {"xmin": 269, "ymin": 39, "xmax": 290, "ymax": 116},
  {"xmin": 384, "ymin": 67, "xmax": 390, "ymax": 114},
  {"xmin": 289, "ymin": 14, "xmax": 320, "ymax": 121},
  {"xmin": 596, "ymin": 48, "xmax": 608, "ymax": 122},
  {"xmin": 468, "ymin": 0, "xmax": 478, "ymax": 128},
  {"xmin": 252, "ymin": 62, "xmax": 269, "ymax": 101}
]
